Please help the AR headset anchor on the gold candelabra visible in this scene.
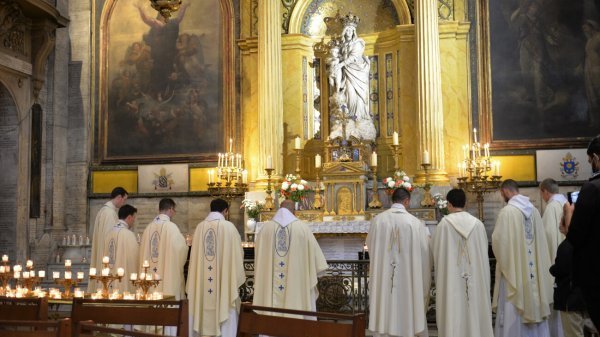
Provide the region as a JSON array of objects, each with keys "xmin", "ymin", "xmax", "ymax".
[
  {"xmin": 89, "ymin": 261, "xmax": 123, "ymax": 299},
  {"xmin": 19, "ymin": 263, "xmax": 44, "ymax": 292},
  {"xmin": 131, "ymin": 265, "xmax": 161, "ymax": 300},
  {"xmin": 368, "ymin": 166, "xmax": 382, "ymax": 208},
  {"xmin": 313, "ymin": 168, "xmax": 323, "ymax": 209},
  {"xmin": 263, "ymin": 168, "xmax": 275, "ymax": 211},
  {"xmin": 457, "ymin": 129, "xmax": 502, "ymax": 220},
  {"xmin": 207, "ymin": 138, "xmax": 248, "ymax": 201},
  {"xmin": 149, "ymin": 0, "xmax": 182, "ymax": 21},
  {"xmin": 0, "ymin": 256, "xmax": 11, "ymax": 293},
  {"xmin": 54, "ymin": 265, "xmax": 82, "ymax": 298},
  {"xmin": 420, "ymin": 163, "xmax": 435, "ymax": 207},
  {"xmin": 390, "ymin": 144, "xmax": 402, "ymax": 171}
]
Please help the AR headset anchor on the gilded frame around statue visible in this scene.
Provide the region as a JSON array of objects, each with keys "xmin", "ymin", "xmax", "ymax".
[
  {"xmin": 93, "ymin": 0, "xmax": 237, "ymax": 163},
  {"xmin": 476, "ymin": 0, "xmax": 598, "ymax": 149}
]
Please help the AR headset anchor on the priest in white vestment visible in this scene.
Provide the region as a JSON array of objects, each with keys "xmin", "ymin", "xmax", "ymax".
[
  {"xmin": 253, "ymin": 199, "xmax": 328, "ymax": 317},
  {"xmin": 367, "ymin": 188, "xmax": 431, "ymax": 337},
  {"xmin": 139, "ymin": 198, "xmax": 188, "ymax": 300},
  {"xmin": 431, "ymin": 189, "xmax": 493, "ymax": 337},
  {"xmin": 103, "ymin": 204, "xmax": 139, "ymax": 294},
  {"xmin": 540, "ymin": 178, "xmax": 568, "ymax": 337},
  {"xmin": 493, "ymin": 179, "xmax": 553, "ymax": 337},
  {"xmin": 89, "ymin": 187, "xmax": 128, "ymax": 291},
  {"xmin": 187, "ymin": 199, "xmax": 245, "ymax": 337}
]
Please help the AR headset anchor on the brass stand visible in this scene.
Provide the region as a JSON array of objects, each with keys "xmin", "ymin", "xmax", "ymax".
[
  {"xmin": 89, "ymin": 262, "xmax": 123, "ymax": 299},
  {"xmin": 458, "ymin": 174, "xmax": 502, "ymax": 220},
  {"xmin": 20, "ymin": 266, "xmax": 43, "ymax": 292},
  {"xmin": 313, "ymin": 168, "xmax": 323, "ymax": 209},
  {"xmin": 0, "ymin": 259, "xmax": 11, "ymax": 293},
  {"xmin": 420, "ymin": 163, "xmax": 435, "ymax": 207},
  {"xmin": 264, "ymin": 168, "xmax": 275, "ymax": 211},
  {"xmin": 295, "ymin": 149, "xmax": 302, "ymax": 177},
  {"xmin": 368, "ymin": 166, "xmax": 382, "ymax": 209},
  {"xmin": 131, "ymin": 266, "xmax": 161, "ymax": 300},
  {"xmin": 54, "ymin": 265, "xmax": 80, "ymax": 298},
  {"xmin": 390, "ymin": 144, "xmax": 402, "ymax": 171}
]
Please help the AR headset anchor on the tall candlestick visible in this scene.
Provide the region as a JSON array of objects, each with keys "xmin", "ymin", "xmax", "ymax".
[
  {"xmin": 473, "ymin": 128, "xmax": 478, "ymax": 144},
  {"xmin": 371, "ymin": 151, "xmax": 378, "ymax": 167},
  {"xmin": 266, "ymin": 155, "xmax": 273, "ymax": 169},
  {"xmin": 241, "ymin": 170, "xmax": 248, "ymax": 184},
  {"xmin": 393, "ymin": 131, "xmax": 399, "ymax": 146},
  {"xmin": 423, "ymin": 150, "xmax": 430, "ymax": 165},
  {"xmin": 229, "ymin": 138, "xmax": 233, "ymax": 153},
  {"xmin": 484, "ymin": 143, "xmax": 490, "ymax": 158},
  {"xmin": 315, "ymin": 154, "xmax": 322, "ymax": 168},
  {"xmin": 294, "ymin": 136, "xmax": 301, "ymax": 150}
]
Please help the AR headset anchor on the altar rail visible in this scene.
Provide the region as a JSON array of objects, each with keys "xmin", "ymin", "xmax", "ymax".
[{"xmin": 239, "ymin": 258, "xmax": 497, "ymax": 323}]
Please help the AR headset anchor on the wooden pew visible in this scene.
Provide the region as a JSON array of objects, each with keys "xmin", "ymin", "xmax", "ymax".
[
  {"xmin": 0, "ymin": 318, "xmax": 71, "ymax": 337},
  {"xmin": 0, "ymin": 297, "xmax": 48, "ymax": 321},
  {"xmin": 70, "ymin": 298, "xmax": 188, "ymax": 337},
  {"xmin": 236, "ymin": 303, "xmax": 366, "ymax": 337}
]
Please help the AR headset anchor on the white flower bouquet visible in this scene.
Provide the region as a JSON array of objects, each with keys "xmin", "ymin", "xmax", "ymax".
[
  {"xmin": 382, "ymin": 170, "xmax": 413, "ymax": 195},
  {"xmin": 280, "ymin": 174, "xmax": 311, "ymax": 202}
]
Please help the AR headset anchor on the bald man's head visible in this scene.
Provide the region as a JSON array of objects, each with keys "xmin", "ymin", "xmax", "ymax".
[{"xmin": 280, "ymin": 199, "xmax": 295, "ymax": 214}]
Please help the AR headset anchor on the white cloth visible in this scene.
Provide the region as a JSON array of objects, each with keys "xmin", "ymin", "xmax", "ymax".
[
  {"xmin": 492, "ymin": 194, "xmax": 553, "ymax": 325},
  {"xmin": 252, "ymin": 213, "xmax": 327, "ymax": 318},
  {"xmin": 271, "ymin": 208, "xmax": 296, "ymax": 227},
  {"xmin": 495, "ymin": 277, "xmax": 551, "ymax": 337},
  {"xmin": 543, "ymin": 198, "xmax": 566, "ymax": 263},
  {"xmin": 104, "ymin": 220, "xmax": 139, "ymax": 293},
  {"xmin": 186, "ymin": 213, "xmax": 245, "ymax": 337},
  {"xmin": 431, "ymin": 211, "xmax": 494, "ymax": 337},
  {"xmin": 366, "ymin": 204, "xmax": 431, "ymax": 337},
  {"xmin": 89, "ymin": 201, "xmax": 118, "ymax": 291},
  {"xmin": 139, "ymin": 214, "xmax": 188, "ymax": 300}
]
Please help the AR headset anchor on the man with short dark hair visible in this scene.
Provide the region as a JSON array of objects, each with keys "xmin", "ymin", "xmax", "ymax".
[
  {"xmin": 187, "ymin": 199, "xmax": 245, "ymax": 337},
  {"xmin": 89, "ymin": 186, "xmax": 128, "ymax": 291},
  {"xmin": 139, "ymin": 198, "xmax": 187, "ymax": 303},
  {"xmin": 367, "ymin": 188, "xmax": 431, "ymax": 337},
  {"xmin": 492, "ymin": 179, "xmax": 553, "ymax": 337},
  {"xmin": 431, "ymin": 188, "xmax": 493, "ymax": 337},
  {"xmin": 564, "ymin": 134, "xmax": 600, "ymax": 330},
  {"xmin": 104, "ymin": 204, "xmax": 139, "ymax": 293}
]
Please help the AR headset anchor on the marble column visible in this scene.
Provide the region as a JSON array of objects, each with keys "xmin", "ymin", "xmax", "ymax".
[
  {"xmin": 415, "ymin": 0, "xmax": 448, "ymax": 183},
  {"xmin": 257, "ymin": 0, "xmax": 283, "ymax": 180}
]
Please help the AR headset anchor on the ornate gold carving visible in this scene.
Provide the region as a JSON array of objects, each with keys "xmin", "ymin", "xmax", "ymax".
[
  {"xmin": 336, "ymin": 187, "xmax": 353, "ymax": 215},
  {"xmin": 281, "ymin": 0, "xmax": 298, "ymax": 34}
]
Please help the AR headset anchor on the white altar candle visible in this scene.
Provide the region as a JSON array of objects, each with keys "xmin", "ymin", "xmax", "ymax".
[
  {"xmin": 139, "ymin": 272, "xmax": 146, "ymax": 280},
  {"xmin": 64, "ymin": 271, "xmax": 72, "ymax": 280},
  {"xmin": 229, "ymin": 138, "xmax": 233, "ymax": 153},
  {"xmin": 77, "ymin": 272, "xmax": 84, "ymax": 280},
  {"xmin": 393, "ymin": 131, "xmax": 399, "ymax": 146},
  {"xmin": 0, "ymin": 266, "xmax": 4, "ymax": 273},
  {"xmin": 143, "ymin": 260, "xmax": 149, "ymax": 268},
  {"xmin": 294, "ymin": 136, "xmax": 301, "ymax": 150},
  {"xmin": 130, "ymin": 273, "xmax": 138, "ymax": 281},
  {"xmin": 315, "ymin": 154, "xmax": 321, "ymax": 168},
  {"xmin": 102, "ymin": 256, "xmax": 109, "ymax": 264},
  {"xmin": 64, "ymin": 259, "xmax": 71, "ymax": 267},
  {"xmin": 484, "ymin": 143, "xmax": 490, "ymax": 158},
  {"xmin": 117, "ymin": 268, "xmax": 124, "ymax": 277},
  {"xmin": 371, "ymin": 151, "xmax": 377, "ymax": 167},
  {"xmin": 495, "ymin": 160, "xmax": 501, "ymax": 176},
  {"xmin": 23, "ymin": 271, "xmax": 30, "ymax": 279},
  {"xmin": 14, "ymin": 271, "xmax": 20, "ymax": 279},
  {"xmin": 89, "ymin": 268, "xmax": 96, "ymax": 276},
  {"xmin": 146, "ymin": 273, "xmax": 152, "ymax": 281},
  {"xmin": 2, "ymin": 255, "xmax": 8, "ymax": 262},
  {"xmin": 242, "ymin": 170, "xmax": 248, "ymax": 184},
  {"xmin": 101, "ymin": 268, "xmax": 109, "ymax": 277},
  {"xmin": 266, "ymin": 155, "xmax": 273, "ymax": 170},
  {"xmin": 154, "ymin": 273, "xmax": 161, "ymax": 281},
  {"xmin": 38, "ymin": 270, "xmax": 45, "ymax": 278},
  {"xmin": 423, "ymin": 150, "xmax": 430, "ymax": 165},
  {"xmin": 13, "ymin": 265, "xmax": 21, "ymax": 272},
  {"xmin": 26, "ymin": 260, "xmax": 33, "ymax": 268},
  {"xmin": 53, "ymin": 271, "xmax": 60, "ymax": 279},
  {"xmin": 473, "ymin": 128, "xmax": 478, "ymax": 144}
]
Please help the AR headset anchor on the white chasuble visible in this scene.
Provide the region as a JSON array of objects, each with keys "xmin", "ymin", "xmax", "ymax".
[
  {"xmin": 492, "ymin": 195, "xmax": 553, "ymax": 337},
  {"xmin": 186, "ymin": 212, "xmax": 245, "ymax": 337},
  {"xmin": 89, "ymin": 201, "xmax": 118, "ymax": 291},
  {"xmin": 366, "ymin": 204, "xmax": 431, "ymax": 337},
  {"xmin": 542, "ymin": 196, "xmax": 567, "ymax": 263},
  {"xmin": 139, "ymin": 214, "xmax": 188, "ymax": 299},
  {"xmin": 432, "ymin": 211, "xmax": 493, "ymax": 337},
  {"xmin": 104, "ymin": 220, "xmax": 139, "ymax": 293},
  {"xmin": 253, "ymin": 208, "xmax": 327, "ymax": 317}
]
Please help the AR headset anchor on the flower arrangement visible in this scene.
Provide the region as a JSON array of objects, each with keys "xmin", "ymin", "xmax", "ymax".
[
  {"xmin": 241, "ymin": 199, "xmax": 265, "ymax": 219},
  {"xmin": 280, "ymin": 174, "xmax": 311, "ymax": 202},
  {"xmin": 433, "ymin": 193, "xmax": 449, "ymax": 216},
  {"xmin": 383, "ymin": 170, "xmax": 414, "ymax": 195}
]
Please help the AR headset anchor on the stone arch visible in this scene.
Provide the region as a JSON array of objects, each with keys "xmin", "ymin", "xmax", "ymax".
[{"xmin": 288, "ymin": 0, "xmax": 411, "ymax": 35}]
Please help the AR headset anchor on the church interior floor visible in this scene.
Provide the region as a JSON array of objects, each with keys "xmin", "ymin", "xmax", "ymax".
[{"xmin": 364, "ymin": 324, "xmax": 439, "ymax": 336}]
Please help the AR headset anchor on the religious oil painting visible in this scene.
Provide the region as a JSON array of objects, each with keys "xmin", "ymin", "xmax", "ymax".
[
  {"xmin": 485, "ymin": 0, "xmax": 600, "ymax": 147},
  {"xmin": 100, "ymin": 0, "xmax": 226, "ymax": 162}
]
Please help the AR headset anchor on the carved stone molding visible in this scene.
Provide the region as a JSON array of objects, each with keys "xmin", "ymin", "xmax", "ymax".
[
  {"xmin": 30, "ymin": 19, "xmax": 56, "ymax": 98},
  {"xmin": 281, "ymin": 0, "xmax": 297, "ymax": 33},
  {"xmin": 0, "ymin": 0, "xmax": 30, "ymax": 59}
]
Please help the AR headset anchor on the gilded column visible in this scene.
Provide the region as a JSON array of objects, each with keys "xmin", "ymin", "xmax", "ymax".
[
  {"xmin": 415, "ymin": 0, "xmax": 448, "ymax": 183},
  {"xmin": 257, "ymin": 0, "xmax": 283, "ymax": 180}
]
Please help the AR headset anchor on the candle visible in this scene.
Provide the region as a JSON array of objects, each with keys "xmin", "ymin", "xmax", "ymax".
[
  {"xmin": 101, "ymin": 268, "xmax": 109, "ymax": 277},
  {"xmin": 2, "ymin": 255, "xmax": 7, "ymax": 262},
  {"xmin": 23, "ymin": 271, "xmax": 30, "ymax": 279},
  {"xmin": 371, "ymin": 151, "xmax": 378, "ymax": 167},
  {"xmin": 74, "ymin": 289, "xmax": 84, "ymax": 298},
  {"xmin": 266, "ymin": 155, "xmax": 273, "ymax": 170},
  {"xmin": 64, "ymin": 259, "xmax": 71, "ymax": 267},
  {"xmin": 294, "ymin": 136, "xmax": 301, "ymax": 150},
  {"xmin": 30, "ymin": 270, "xmax": 36, "ymax": 277},
  {"xmin": 140, "ymin": 272, "xmax": 146, "ymax": 280},
  {"xmin": 241, "ymin": 170, "xmax": 248, "ymax": 184},
  {"xmin": 143, "ymin": 260, "xmax": 149, "ymax": 268},
  {"xmin": 77, "ymin": 272, "xmax": 84, "ymax": 280},
  {"xmin": 217, "ymin": 153, "xmax": 222, "ymax": 168},
  {"xmin": 53, "ymin": 271, "xmax": 60, "ymax": 279},
  {"xmin": 207, "ymin": 170, "xmax": 212, "ymax": 184},
  {"xmin": 315, "ymin": 154, "xmax": 322, "ymax": 168},
  {"xmin": 473, "ymin": 128, "xmax": 478, "ymax": 144},
  {"xmin": 117, "ymin": 268, "xmax": 124, "ymax": 277},
  {"xmin": 495, "ymin": 160, "xmax": 501, "ymax": 176},
  {"xmin": 13, "ymin": 265, "xmax": 21, "ymax": 272},
  {"xmin": 14, "ymin": 271, "xmax": 20, "ymax": 279},
  {"xmin": 89, "ymin": 268, "xmax": 96, "ymax": 276},
  {"xmin": 462, "ymin": 144, "xmax": 468, "ymax": 160},
  {"xmin": 423, "ymin": 150, "xmax": 430, "ymax": 165},
  {"xmin": 38, "ymin": 270, "xmax": 45, "ymax": 278},
  {"xmin": 102, "ymin": 256, "xmax": 109, "ymax": 264},
  {"xmin": 154, "ymin": 273, "xmax": 161, "ymax": 281},
  {"xmin": 130, "ymin": 273, "xmax": 137, "ymax": 281},
  {"xmin": 393, "ymin": 131, "xmax": 399, "ymax": 146},
  {"xmin": 484, "ymin": 143, "xmax": 490, "ymax": 158},
  {"xmin": 0, "ymin": 266, "xmax": 4, "ymax": 273},
  {"xmin": 146, "ymin": 273, "xmax": 152, "ymax": 281},
  {"xmin": 26, "ymin": 260, "xmax": 33, "ymax": 268},
  {"xmin": 229, "ymin": 138, "xmax": 233, "ymax": 153},
  {"xmin": 64, "ymin": 271, "xmax": 72, "ymax": 280}
]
